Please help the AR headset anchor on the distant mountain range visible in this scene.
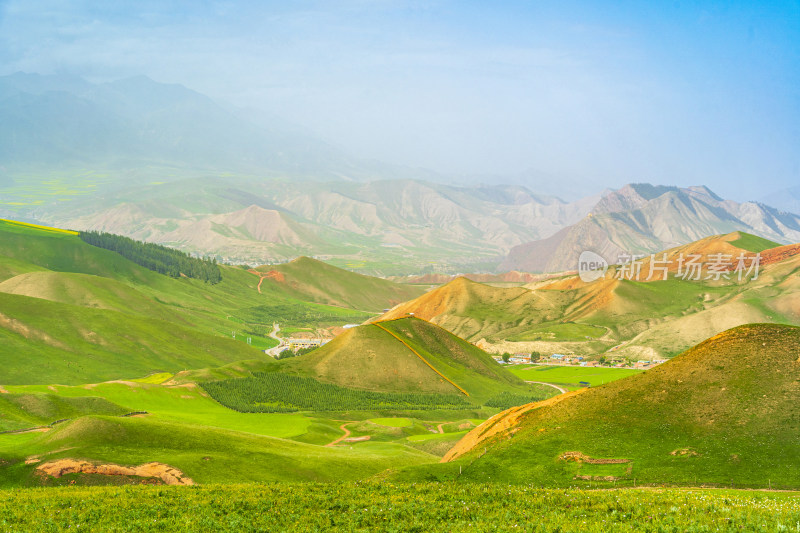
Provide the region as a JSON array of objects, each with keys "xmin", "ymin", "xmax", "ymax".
[
  {"xmin": 37, "ymin": 177, "xmax": 596, "ymax": 273},
  {"xmin": 2, "ymin": 73, "xmax": 798, "ymax": 274},
  {"xmin": 760, "ymin": 185, "xmax": 800, "ymax": 217},
  {"xmin": 500, "ymin": 184, "xmax": 800, "ymax": 272},
  {"xmin": 39, "ymin": 179, "xmax": 800, "ymax": 275},
  {"xmin": 0, "ymin": 72, "xmax": 433, "ymax": 182}
]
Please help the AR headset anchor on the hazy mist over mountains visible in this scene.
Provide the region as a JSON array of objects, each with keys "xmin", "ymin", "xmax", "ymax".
[
  {"xmin": 0, "ymin": 71, "xmax": 798, "ymax": 275},
  {"xmin": 1, "ymin": 1, "xmax": 799, "ymax": 274},
  {"xmin": 0, "ymin": 72, "xmax": 438, "ymax": 183},
  {"xmin": 2, "ymin": 1, "xmax": 798, "ymax": 202}
]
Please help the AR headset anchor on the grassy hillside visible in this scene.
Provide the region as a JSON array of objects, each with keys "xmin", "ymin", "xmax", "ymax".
[
  {"xmin": 0, "ymin": 271, "xmax": 179, "ymax": 318},
  {"xmin": 376, "ymin": 277, "xmax": 572, "ymax": 341},
  {"xmin": 0, "ymin": 218, "xmax": 500, "ymax": 488},
  {"xmin": 281, "ymin": 317, "xmax": 544, "ymax": 403},
  {"xmin": 0, "ymin": 218, "xmax": 157, "ymax": 283},
  {"xmin": 397, "ymin": 324, "xmax": 800, "ymax": 488},
  {"xmin": 0, "ymin": 415, "xmax": 434, "ymax": 487},
  {"xmin": 0, "ymin": 292, "xmax": 268, "ymax": 385},
  {"xmin": 378, "ymin": 234, "xmax": 800, "ymax": 359},
  {"xmin": 728, "ymin": 232, "xmax": 780, "ymax": 252},
  {"xmin": 0, "ymin": 219, "xmax": 418, "ymax": 385},
  {"xmin": 255, "ymin": 256, "xmax": 425, "ymax": 312},
  {"xmin": 0, "ymin": 393, "xmax": 129, "ymax": 432},
  {"xmin": 0, "ymin": 379, "xmax": 444, "ymax": 487}
]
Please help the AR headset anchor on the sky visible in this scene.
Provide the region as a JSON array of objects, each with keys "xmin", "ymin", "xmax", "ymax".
[{"xmin": 0, "ymin": 0, "xmax": 798, "ymax": 201}]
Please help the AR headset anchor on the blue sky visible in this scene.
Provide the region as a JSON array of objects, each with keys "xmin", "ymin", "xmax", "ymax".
[{"xmin": 0, "ymin": 0, "xmax": 798, "ymax": 200}]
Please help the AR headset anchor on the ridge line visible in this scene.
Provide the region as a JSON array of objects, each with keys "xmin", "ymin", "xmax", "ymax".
[{"xmin": 372, "ymin": 320, "xmax": 469, "ymax": 397}]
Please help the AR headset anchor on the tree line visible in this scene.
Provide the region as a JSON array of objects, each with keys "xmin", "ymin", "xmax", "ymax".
[
  {"xmin": 201, "ymin": 372, "xmax": 472, "ymax": 413},
  {"xmin": 80, "ymin": 231, "xmax": 222, "ymax": 283}
]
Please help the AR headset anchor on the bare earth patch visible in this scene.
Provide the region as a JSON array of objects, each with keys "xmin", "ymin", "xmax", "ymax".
[
  {"xmin": 0, "ymin": 311, "xmax": 68, "ymax": 349},
  {"xmin": 36, "ymin": 459, "xmax": 194, "ymax": 486},
  {"xmin": 560, "ymin": 452, "xmax": 633, "ymax": 481},
  {"xmin": 103, "ymin": 380, "xmax": 140, "ymax": 387},
  {"xmin": 0, "ymin": 385, "xmax": 8, "ymax": 394},
  {"xmin": 559, "ymin": 451, "xmax": 630, "ymax": 464},
  {"xmin": 343, "ymin": 436, "xmax": 370, "ymax": 443},
  {"xmin": 671, "ymin": 448, "xmax": 700, "ymax": 457}
]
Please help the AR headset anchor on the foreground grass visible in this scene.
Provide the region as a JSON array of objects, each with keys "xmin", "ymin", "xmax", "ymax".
[{"xmin": 0, "ymin": 483, "xmax": 798, "ymax": 532}]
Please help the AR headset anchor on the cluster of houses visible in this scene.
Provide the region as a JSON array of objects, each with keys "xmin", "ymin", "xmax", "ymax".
[
  {"xmin": 494, "ymin": 352, "xmax": 668, "ymax": 370},
  {"xmin": 285, "ymin": 338, "xmax": 329, "ymax": 350}
]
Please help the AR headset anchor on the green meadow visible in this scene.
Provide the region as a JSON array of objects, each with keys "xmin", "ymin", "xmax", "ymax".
[
  {"xmin": 507, "ymin": 365, "xmax": 644, "ymax": 390},
  {"xmin": 1, "ymin": 216, "xmax": 799, "ymax": 533},
  {"xmin": 0, "ymin": 483, "xmax": 798, "ymax": 532}
]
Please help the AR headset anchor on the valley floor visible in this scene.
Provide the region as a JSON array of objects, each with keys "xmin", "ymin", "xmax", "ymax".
[{"xmin": 0, "ymin": 483, "xmax": 798, "ymax": 531}]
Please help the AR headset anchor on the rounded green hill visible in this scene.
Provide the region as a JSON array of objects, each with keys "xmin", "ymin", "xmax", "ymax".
[{"xmin": 397, "ymin": 323, "xmax": 800, "ymax": 488}]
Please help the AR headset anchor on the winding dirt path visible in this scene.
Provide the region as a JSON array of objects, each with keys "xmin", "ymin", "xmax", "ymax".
[
  {"xmin": 265, "ymin": 323, "xmax": 285, "ymax": 357},
  {"xmin": 436, "ymin": 423, "xmax": 446, "ymax": 434},
  {"xmin": 247, "ymin": 269, "xmax": 285, "ymax": 294},
  {"xmin": 525, "ymin": 381, "xmax": 567, "ymax": 394},
  {"xmin": 326, "ymin": 423, "xmax": 353, "ymax": 447}
]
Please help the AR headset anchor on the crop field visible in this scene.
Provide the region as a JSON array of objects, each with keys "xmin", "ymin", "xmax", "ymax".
[
  {"xmin": 0, "ymin": 218, "xmax": 78, "ymax": 235},
  {"xmin": 0, "ymin": 171, "xmax": 119, "ymax": 211},
  {"xmin": 0, "ymin": 483, "xmax": 798, "ymax": 532},
  {"xmin": 507, "ymin": 365, "xmax": 643, "ymax": 389}
]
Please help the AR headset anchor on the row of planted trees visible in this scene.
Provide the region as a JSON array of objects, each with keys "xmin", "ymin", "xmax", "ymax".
[
  {"xmin": 201, "ymin": 373, "xmax": 472, "ymax": 413},
  {"xmin": 80, "ymin": 231, "xmax": 222, "ymax": 283}
]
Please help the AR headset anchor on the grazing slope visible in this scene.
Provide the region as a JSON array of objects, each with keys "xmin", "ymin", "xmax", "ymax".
[
  {"xmin": 281, "ymin": 317, "xmax": 535, "ymax": 402},
  {"xmin": 0, "ymin": 271, "xmax": 174, "ymax": 318},
  {"xmin": 255, "ymin": 256, "xmax": 425, "ymax": 312},
  {"xmin": 378, "ymin": 277, "xmax": 569, "ymax": 342},
  {"xmin": 0, "ymin": 292, "xmax": 265, "ymax": 385},
  {"xmin": 0, "ymin": 218, "xmax": 421, "ymax": 385},
  {"xmin": 0, "ymin": 393, "xmax": 128, "ymax": 432},
  {"xmin": 403, "ymin": 324, "xmax": 800, "ymax": 488},
  {"xmin": 378, "ymin": 234, "xmax": 800, "ymax": 358},
  {"xmin": 0, "ymin": 415, "xmax": 433, "ymax": 487}
]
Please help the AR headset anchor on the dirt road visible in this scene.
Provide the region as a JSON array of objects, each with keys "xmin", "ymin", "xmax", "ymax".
[
  {"xmin": 326, "ymin": 423, "xmax": 353, "ymax": 447},
  {"xmin": 265, "ymin": 323, "xmax": 285, "ymax": 357},
  {"xmin": 525, "ymin": 381, "xmax": 567, "ymax": 394}
]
